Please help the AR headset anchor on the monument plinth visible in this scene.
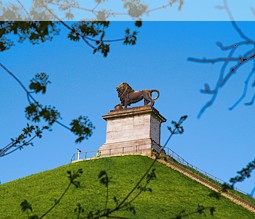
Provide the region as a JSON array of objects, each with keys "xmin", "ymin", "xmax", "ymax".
[{"xmin": 99, "ymin": 106, "xmax": 166, "ymax": 157}]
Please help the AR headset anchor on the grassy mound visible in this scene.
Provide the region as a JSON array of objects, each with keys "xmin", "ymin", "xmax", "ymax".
[{"xmin": 0, "ymin": 155, "xmax": 254, "ymax": 218}]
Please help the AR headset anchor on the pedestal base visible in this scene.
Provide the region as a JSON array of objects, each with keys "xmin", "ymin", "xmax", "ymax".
[{"xmin": 98, "ymin": 106, "xmax": 166, "ymax": 157}]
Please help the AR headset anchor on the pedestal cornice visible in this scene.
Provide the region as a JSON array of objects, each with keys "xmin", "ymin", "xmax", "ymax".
[{"xmin": 102, "ymin": 106, "xmax": 166, "ymax": 123}]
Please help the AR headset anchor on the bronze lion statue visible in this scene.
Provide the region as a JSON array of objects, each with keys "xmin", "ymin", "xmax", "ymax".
[{"xmin": 115, "ymin": 82, "xmax": 160, "ymax": 109}]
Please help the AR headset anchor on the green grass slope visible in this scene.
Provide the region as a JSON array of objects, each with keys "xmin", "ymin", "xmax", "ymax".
[{"xmin": 0, "ymin": 155, "xmax": 254, "ymax": 219}]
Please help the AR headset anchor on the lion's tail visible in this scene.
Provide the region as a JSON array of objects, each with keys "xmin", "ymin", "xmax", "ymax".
[{"xmin": 150, "ymin": 90, "xmax": 160, "ymax": 100}]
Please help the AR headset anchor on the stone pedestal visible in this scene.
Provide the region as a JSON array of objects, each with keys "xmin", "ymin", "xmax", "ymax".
[{"xmin": 98, "ymin": 106, "xmax": 166, "ymax": 157}]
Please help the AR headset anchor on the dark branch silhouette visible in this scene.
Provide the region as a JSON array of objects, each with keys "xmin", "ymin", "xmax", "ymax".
[
  {"xmin": 20, "ymin": 169, "xmax": 83, "ymax": 219},
  {"xmin": 188, "ymin": 0, "xmax": 255, "ymax": 118},
  {"xmin": 0, "ymin": 63, "xmax": 94, "ymax": 157}
]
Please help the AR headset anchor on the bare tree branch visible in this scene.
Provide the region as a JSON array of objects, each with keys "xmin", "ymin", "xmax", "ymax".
[{"xmin": 189, "ymin": 0, "xmax": 255, "ymax": 118}]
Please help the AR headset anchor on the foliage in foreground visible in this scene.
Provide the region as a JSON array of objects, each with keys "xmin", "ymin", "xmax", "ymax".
[{"xmin": 0, "ymin": 156, "xmax": 254, "ymax": 218}]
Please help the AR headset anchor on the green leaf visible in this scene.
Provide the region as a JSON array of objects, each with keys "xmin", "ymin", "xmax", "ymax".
[
  {"xmin": 135, "ymin": 20, "xmax": 142, "ymax": 27},
  {"xmin": 20, "ymin": 199, "xmax": 32, "ymax": 212},
  {"xmin": 70, "ymin": 116, "xmax": 95, "ymax": 143},
  {"xmin": 210, "ymin": 207, "xmax": 216, "ymax": 215},
  {"xmin": 98, "ymin": 170, "xmax": 109, "ymax": 187},
  {"xmin": 29, "ymin": 73, "xmax": 50, "ymax": 94}
]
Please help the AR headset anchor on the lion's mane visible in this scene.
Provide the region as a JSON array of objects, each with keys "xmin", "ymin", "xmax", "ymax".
[{"xmin": 116, "ymin": 82, "xmax": 134, "ymax": 106}]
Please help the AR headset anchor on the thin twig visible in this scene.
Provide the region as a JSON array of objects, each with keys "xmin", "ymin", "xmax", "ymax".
[
  {"xmin": 16, "ymin": 0, "xmax": 31, "ymax": 19},
  {"xmin": 223, "ymin": 0, "xmax": 254, "ymax": 43},
  {"xmin": 39, "ymin": 182, "xmax": 72, "ymax": 218}
]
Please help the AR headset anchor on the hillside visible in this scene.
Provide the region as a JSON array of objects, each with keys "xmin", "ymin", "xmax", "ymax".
[{"xmin": 0, "ymin": 155, "xmax": 254, "ymax": 219}]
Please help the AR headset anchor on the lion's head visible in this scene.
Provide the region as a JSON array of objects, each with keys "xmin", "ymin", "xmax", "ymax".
[{"xmin": 116, "ymin": 82, "xmax": 134, "ymax": 104}]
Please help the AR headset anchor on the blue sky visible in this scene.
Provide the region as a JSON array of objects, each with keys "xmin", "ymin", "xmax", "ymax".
[{"xmin": 0, "ymin": 20, "xmax": 255, "ymax": 197}]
